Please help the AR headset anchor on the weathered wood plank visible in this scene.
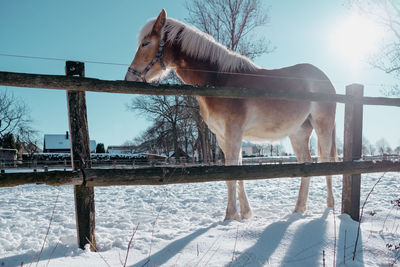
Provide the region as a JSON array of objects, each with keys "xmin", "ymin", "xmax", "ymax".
[
  {"xmin": 84, "ymin": 161, "xmax": 400, "ymax": 186},
  {"xmin": 1, "ymin": 161, "xmax": 399, "ymax": 187},
  {"xmin": 1, "ymin": 71, "xmax": 400, "ymax": 106},
  {"xmin": 342, "ymin": 84, "xmax": 364, "ymax": 221},
  {"xmin": 0, "ymin": 170, "xmax": 82, "ymax": 187},
  {"xmin": 66, "ymin": 61, "xmax": 96, "ymax": 251}
]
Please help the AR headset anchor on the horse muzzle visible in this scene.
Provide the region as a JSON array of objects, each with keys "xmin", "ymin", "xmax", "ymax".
[{"xmin": 125, "ymin": 71, "xmax": 143, "ymax": 82}]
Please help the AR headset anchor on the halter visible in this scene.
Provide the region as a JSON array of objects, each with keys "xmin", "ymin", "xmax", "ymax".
[{"xmin": 127, "ymin": 36, "xmax": 167, "ymax": 83}]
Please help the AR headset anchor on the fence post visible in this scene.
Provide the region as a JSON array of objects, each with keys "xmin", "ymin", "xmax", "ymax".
[
  {"xmin": 66, "ymin": 61, "xmax": 96, "ymax": 251},
  {"xmin": 341, "ymin": 84, "xmax": 364, "ymax": 221}
]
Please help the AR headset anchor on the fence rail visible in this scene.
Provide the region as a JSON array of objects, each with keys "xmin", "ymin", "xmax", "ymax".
[
  {"xmin": 1, "ymin": 160, "xmax": 399, "ymax": 188},
  {"xmin": 2, "ymin": 155, "xmax": 398, "ymax": 169},
  {"xmin": 1, "ymin": 71, "xmax": 400, "ymax": 106}
]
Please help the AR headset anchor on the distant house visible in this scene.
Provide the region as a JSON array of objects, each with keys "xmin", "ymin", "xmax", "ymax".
[
  {"xmin": 107, "ymin": 145, "xmax": 138, "ymax": 154},
  {"xmin": 242, "ymin": 142, "xmax": 259, "ymax": 156},
  {"xmin": 0, "ymin": 148, "xmax": 17, "ymax": 163},
  {"xmin": 43, "ymin": 131, "xmax": 96, "ymax": 153}
]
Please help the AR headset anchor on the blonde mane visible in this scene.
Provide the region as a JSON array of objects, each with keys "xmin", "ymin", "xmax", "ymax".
[{"xmin": 138, "ymin": 17, "xmax": 259, "ymax": 72}]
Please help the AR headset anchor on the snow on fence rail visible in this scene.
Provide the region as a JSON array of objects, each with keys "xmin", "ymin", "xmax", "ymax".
[{"xmin": 1, "ymin": 61, "xmax": 400, "ymax": 251}]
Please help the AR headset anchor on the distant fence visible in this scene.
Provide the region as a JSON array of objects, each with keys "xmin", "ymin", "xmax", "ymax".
[
  {"xmin": 1, "ymin": 61, "xmax": 400, "ymax": 251},
  {"xmin": 3, "ymin": 154, "xmax": 398, "ymax": 169}
]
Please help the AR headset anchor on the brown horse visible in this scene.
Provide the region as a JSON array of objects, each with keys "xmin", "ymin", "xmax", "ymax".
[{"xmin": 125, "ymin": 9, "xmax": 337, "ymax": 221}]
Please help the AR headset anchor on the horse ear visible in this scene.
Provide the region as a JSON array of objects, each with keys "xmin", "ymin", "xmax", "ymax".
[{"xmin": 152, "ymin": 9, "xmax": 167, "ymax": 35}]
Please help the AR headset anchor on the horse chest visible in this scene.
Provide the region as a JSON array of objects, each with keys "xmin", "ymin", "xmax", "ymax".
[{"xmin": 196, "ymin": 96, "xmax": 246, "ymax": 136}]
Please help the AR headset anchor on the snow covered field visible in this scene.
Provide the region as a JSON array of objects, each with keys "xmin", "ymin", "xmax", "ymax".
[{"xmin": 1, "ymin": 172, "xmax": 400, "ymax": 266}]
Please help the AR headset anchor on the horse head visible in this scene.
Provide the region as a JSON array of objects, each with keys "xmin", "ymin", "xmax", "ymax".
[{"xmin": 125, "ymin": 9, "xmax": 168, "ymax": 82}]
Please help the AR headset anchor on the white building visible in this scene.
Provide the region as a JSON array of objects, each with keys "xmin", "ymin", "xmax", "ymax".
[
  {"xmin": 43, "ymin": 132, "xmax": 96, "ymax": 153},
  {"xmin": 242, "ymin": 141, "xmax": 260, "ymax": 156},
  {"xmin": 107, "ymin": 145, "xmax": 137, "ymax": 154}
]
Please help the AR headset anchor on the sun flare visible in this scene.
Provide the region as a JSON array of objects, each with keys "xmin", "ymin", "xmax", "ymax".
[{"xmin": 331, "ymin": 14, "xmax": 383, "ymax": 67}]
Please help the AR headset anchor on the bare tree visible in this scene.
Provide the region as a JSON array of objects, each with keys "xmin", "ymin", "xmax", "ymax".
[
  {"xmin": 263, "ymin": 143, "xmax": 285, "ymax": 156},
  {"xmin": 351, "ymin": 0, "xmax": 400, "ymax": 94},
  {"xmin": 361, "ymin": 136, "xmax": 377, "ymax": 156},
  {"xmin": 274, "ymin": 143, "xmax": 286, "ymax": 156},
  {"xmin": 182, "ymin": 95, "xmax": 220, "ymax": 163},
  {"xmin": 253, "ymin": 144, "xmax": 263, "ymax": 156},
  {"xmin": 375, "ymin": 138, "xmax": 391, "ymax": 155},
  {"xmin": 362, "ymin": 136, "xmax": 371, "ymax": 155},
  {"xmin": 183, "ymin": 0, "xmax": 274, "ymax": 162},
  {"xmin": 132, "ymin": 119, "xmax": 174, "ymax": 155},
  {"xmin": 0, "ymin": 90, "xmax": 39, "ymax": 157},
  {"xmin": 127, "ymin": 95, "xmax": 190, "ymax": 159},
  {"xmin": 369, "ymin": 143, "xmax": 376, "ymax": 156},
  {"xmin": 185, "ymin": 0, "xmax": 274, "ymax": 59},
  {"xmin": 17, "ymin": 126, "xmax": 40, "ymax": 159},
  {"xmin": 0, "ymin": 90, "xmax": 31, "ymax": 138}
]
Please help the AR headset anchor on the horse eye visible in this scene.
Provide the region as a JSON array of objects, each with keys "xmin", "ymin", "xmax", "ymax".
[{"xmin": 141, "ymin": 41, "xmax": 151, "ymax": 47}]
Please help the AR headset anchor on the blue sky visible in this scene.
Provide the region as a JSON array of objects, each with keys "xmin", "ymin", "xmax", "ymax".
[{"xmin": 0, "ymin": 0, "xmax": 399, "ymax": 150}]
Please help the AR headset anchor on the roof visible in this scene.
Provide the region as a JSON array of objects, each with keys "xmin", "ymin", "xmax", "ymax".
[
  {"xmin": 107, "ymin": 145, "xmax": 138, "ymax": 154},
  {"xmin": 44, "ymin": 134, "xmax": 70, "ymax": 150},
  {"xmin": 44, "ymin": 134, "xmax": 96, "ymax": 151},
  {"xmin": 107, "ymin": 145, "xmax": 137, "ymax": 150}
]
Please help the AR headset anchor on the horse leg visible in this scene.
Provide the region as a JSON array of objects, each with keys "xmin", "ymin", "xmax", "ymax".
[
  {"xmin": 312, "ymin": 121, "xmax": 336, "ymax": 208},
  {"xmin": 238, "ymin": 180, "xmax": 253, "ymax": 219},
  {"xmin": 289, "ymin": 119, "xmax": 313, "ymax": 213},
  {"xmin": 225, "ymin": 180, "xmax": 240, "ymax": 221},
  {"xmin": 232, "ymin": 147, "xmax": 252, "ymax": 219},
  {"xmin": 217, "ymin": 133, "xmax": 243, "ymax": 221}
]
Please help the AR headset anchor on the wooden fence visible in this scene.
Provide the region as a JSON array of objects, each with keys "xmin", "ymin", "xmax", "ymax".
[{"xmin": 1, "ymin": 61, "xmax": 400, "ymax": 251}]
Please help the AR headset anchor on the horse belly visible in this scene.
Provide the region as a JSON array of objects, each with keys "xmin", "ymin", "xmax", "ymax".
[
  {"xmin": 244, "ymin": 122, "xmax": 297, "ymax": 141},
  {"xmin": 243, "ymin": 99, "xmax": 311, "ymax": 141}
]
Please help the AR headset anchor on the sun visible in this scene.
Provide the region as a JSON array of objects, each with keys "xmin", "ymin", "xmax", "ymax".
[{"xmin": 330, "ymin": 14, "xmax": 383, "ymax": 67}]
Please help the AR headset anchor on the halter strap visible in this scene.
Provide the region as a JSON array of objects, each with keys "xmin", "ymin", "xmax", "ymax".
[{"xmin": 127, "ymin": 37, "xmax": 167, "ymax": 83}]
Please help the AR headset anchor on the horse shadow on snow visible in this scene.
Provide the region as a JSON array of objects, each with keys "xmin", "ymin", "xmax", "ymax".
[
  {"xmin": 231, "ymin": 208, "xmax": 361, "ymax": 266},
  {"xmin": 129, "ymin": 222, "xmax": 219, "ymax": 267}
]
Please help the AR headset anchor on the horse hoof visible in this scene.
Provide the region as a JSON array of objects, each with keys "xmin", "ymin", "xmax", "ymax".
[
  {"xmin": 294, "ymin": 206, "xmax": 306, "ymax": 213},
  {"xmin": 241, "ymin": 209, "xmax": 253, "ymax": 220},
  {"xmin": 224, "ymin": 212, "xmax": 240, "ymax": 221}
]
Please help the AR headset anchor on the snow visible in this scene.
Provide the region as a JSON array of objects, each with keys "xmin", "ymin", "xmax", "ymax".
[{"xmin": 1, "ymin": 172, "xmax": 400, "ymax": 266}]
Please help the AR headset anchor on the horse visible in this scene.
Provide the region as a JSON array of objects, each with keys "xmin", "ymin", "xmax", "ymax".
[{"xmin": 125, "ymin": 9, "xmax": 337, "ymax": 221}]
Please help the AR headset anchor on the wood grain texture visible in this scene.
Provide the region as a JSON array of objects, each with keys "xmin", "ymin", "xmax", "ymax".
[
  {"xmin": 66, "ymin": 61, "xmax": 96, "ymax": 251},
  {"xmin": 1, "ymin": 71, "xmax": 400, "ymax": 106},
  {"xmin": 342, "ymin": 84, "xmax": 364, "ymax": 221},
  {"xmin": 2, "ymin": 161, "xmax": 398, "ymax": 187},
  {"xmin": 0, "ymin": 170, "xmax": 82, "ymax": 187}
]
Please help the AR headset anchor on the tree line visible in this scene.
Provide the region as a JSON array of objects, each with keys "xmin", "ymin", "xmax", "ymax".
[{"xmin": 0, "ymin": 90, "xmax": 39, "ymax": 158}]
